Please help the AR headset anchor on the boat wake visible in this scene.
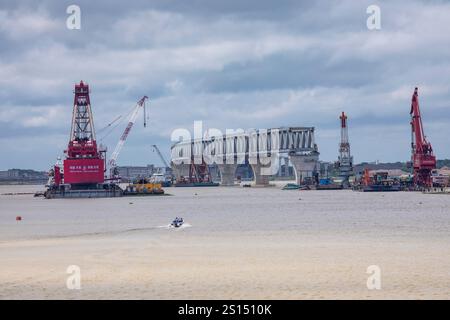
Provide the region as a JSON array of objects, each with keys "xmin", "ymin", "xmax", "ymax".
[{"xmin": 158, "ymin": 223, "xmax": 192, "ymax": 230}]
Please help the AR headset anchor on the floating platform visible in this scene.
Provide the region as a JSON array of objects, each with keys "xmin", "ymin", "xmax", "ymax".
[
  {"xmin": 308, "ymin": 182, "xmax": 343, "ymax": 190},
  {"xmin": 422, "ymin": 187, "xmax": 450, "ymax": 194},
  {"xmin": 45, "ymin": 187, "xmax": 123, "ymax": 199},
  {"xmin": 124, "ymin": 181, "xmax": 165, "ymax": 195},
  {"xmin": 123, "ymin": 189, "xmax": 165, "ymax": 196},
  {"xmin": 314, "ymin": 185, "xmax": 343, "ymax": 190},
  {"xmin": 175, "ymin": 182, "xmax": 220, "ymax": 187},
  {"xmin": 43, "ymin": 182, "xmax": 166, "ymax": 199},
  {"xmin": 356, "ymin": 185, "xmax": 402, "ymax": 192}
]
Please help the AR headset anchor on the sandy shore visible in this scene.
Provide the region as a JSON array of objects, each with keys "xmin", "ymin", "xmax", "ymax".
[
  {"xmin": 1, "ymin": 186, "xmax": 449, "ymax": 299},
  {"xmin": 1, "ymin": 232, "xmax": 449, "ymax": 299}
]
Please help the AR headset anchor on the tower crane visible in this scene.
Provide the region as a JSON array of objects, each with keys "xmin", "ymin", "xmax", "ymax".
[
  {"xmin": 336, "ymin": 111, "xmax": 353, "ymax": 188},
  {"xmin": 109, "ymin": 96, "xmax": 148, "ymax": 179},
  {"xmin": 62, "ymin": 81, "xmax": 105, "ymax": 186},
  {"xmin": 410, "ymin": 87, "xmax": 436, "ymax": 188}
]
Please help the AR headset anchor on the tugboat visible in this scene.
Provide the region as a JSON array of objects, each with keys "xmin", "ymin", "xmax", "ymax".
[
  {"xmin": 354, "ymin": 169, "xmax": 401, "ymax": 192},
  {"xmin": 124, "ymin": 177, "xmax": 165, "ymax": 195},
  {"xmin": 171, "ymin": 217, "xmax": 184, "ymax": 228},
  {"xmin": 150, "ymin": 172, "xmax": 173, "ymax": 187}
]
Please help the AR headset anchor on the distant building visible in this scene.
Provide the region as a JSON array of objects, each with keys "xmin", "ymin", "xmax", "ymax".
[
  {"xmin": 432, "ymin": 167, "xmax": 450, "ymax": 186},
  {"xmin": 116, "ymin": 165, "xmax": 155, "ymax": 182},
  {"xmin": 436, "ymin": 166, "xmax": 450, "ymax": 176},
  {"xmin": 7, "ymin": 169, "xmax": 20, "ymax": 178},
  {"xmin": 0, "ymin": 169, "xmax": 48, "ymax": 183}
]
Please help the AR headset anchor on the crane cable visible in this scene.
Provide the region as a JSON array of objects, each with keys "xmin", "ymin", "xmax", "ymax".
[
  {"xmin": 97, "ymin": 115, "xmax": 122, "ymax": 135},
  {"xmin": 98, "ymin": 102, "xmax": 140, "ymax": 142}
]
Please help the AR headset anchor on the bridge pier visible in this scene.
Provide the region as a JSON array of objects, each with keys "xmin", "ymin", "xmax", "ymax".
[
  {"xmin": 251, "ymin": 163, "xmax": 271, "ymax": 187},
  {"xmin": 289, "ymin": 153, "xmax": 319, "ymax": 185},
  {"xmin": 217, "ymin": 164, "xmax": 238, "ymax": 186},
  {"xmin": 171, "ymin": 127, "xmax": 319, "ymax": 186}
]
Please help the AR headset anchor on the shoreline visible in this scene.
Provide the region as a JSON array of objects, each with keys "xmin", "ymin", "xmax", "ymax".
[
  {"xmin": 1, "ymin": 185, "xmax": 450, "ymax": 299},
  {"xmin": 2, "ymin": 231, "xmax": 449, "ymax": 299}
]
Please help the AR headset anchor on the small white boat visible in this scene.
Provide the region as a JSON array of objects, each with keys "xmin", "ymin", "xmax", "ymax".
[{"xmin": 171, "ymin": 217, "xmax": 184, "ymax": 228}]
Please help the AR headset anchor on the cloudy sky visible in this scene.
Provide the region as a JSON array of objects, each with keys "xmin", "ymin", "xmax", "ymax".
[{"xmin": 1, "ymin": 0, "xmax": 449, "ymax": 170}]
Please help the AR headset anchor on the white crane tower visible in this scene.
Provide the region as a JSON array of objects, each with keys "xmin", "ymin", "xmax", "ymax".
[{"xmin": 109, "ymin": 96, "xmax": 148, "ymax": 180}]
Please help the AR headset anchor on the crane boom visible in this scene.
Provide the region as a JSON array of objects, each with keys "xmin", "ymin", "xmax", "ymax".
[
  {"xmin": 410, "ymin": 87, "xmax": 436, "ymax": 187},
  {"xmin": 109, "ymin": 96, "xmax": 148, "ymax": 168},
  {"xmin": 152, "ymin": 144, "xmax": 170, "ymax": 168},
  {"xmin": 410, "ymin": 88, "xmax": 427, "ymax": 153}
]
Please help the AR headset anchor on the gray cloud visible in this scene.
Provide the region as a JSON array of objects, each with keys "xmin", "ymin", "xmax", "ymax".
[{"xmin": 0, "ymin": 0, "xmax": 450, "ymax": 170}]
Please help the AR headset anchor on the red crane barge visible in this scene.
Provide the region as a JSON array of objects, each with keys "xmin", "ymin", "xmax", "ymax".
[
  {"xmin": 45, "ymin": 81, "xmax": 122, "ymax": 198},
  {"xmin": 410, "ymin": 87, "xmax": 436, "ymax": 189}
]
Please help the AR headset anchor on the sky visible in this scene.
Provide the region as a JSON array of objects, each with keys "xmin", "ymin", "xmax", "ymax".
[{"xmin": 1, "ymin": 0, "xmax": 450, "ymax": 170}]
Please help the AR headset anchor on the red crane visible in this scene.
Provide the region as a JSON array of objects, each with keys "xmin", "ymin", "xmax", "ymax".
[
  {"xmin": 61, "ymin": 81, "xmax": 105, "ymax": 185},
  {"xmin": 410, "ymin": 87, "xmax": 436, "ymax": 187}
]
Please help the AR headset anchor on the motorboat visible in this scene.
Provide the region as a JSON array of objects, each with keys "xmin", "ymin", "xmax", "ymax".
[{"xmin": 171, "ymin": 217, "xmax": 184, "ymax": 228}]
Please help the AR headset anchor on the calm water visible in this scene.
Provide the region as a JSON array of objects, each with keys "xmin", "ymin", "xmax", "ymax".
[{"xmin": 0, "ymin": 185, "xmax": 449, "ymax": 242}]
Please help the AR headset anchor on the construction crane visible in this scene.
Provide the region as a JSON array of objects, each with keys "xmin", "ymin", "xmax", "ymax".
[
  {"xmin": 62, "ymin": 81, "xmax": 105, "ymax": 186},
  {"xmin": 336, "ymin": 111, "xmax": 353, "ymax": 188},
  {"xmin": 109, "ymin": 96, "xmax": 148, "ymax": 179},
  {"xmin": 410, "ymin": 87, "xmax": 436, "ymax": 188},
  {"xmin": 151, "ymin": 145, "xmax": 170, "ymax": 168}
]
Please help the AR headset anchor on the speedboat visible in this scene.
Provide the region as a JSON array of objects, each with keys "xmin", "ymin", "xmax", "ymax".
[{"xmin": 171, "ymin": 217, "xmax": 184, "ymax": 228}]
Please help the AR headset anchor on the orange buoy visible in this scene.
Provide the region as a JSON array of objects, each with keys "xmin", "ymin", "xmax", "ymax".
[{"xmin": 16, "ymin": 216, "xmax": 22, "ymax": 222}]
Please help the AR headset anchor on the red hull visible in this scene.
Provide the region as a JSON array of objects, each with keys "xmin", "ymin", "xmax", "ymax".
[{"xmin": 64, "ymin": 158, "xmax": 104, "ymax": 184}]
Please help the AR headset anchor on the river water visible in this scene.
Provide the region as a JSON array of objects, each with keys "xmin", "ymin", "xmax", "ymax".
[
  {"xmin": 1, "ymin": 184, "xmax": 449, "ymax": 242},
  {"xmin": 1, "ymin": 184, "xmax": 450, "ymax": 299}
]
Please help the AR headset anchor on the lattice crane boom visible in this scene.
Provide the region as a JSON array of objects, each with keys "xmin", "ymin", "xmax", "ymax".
[
  {"xmin": 410, "ymin": 87, "xmax": 436, "ymax": 187},
  {"xmin": 109, "ymin": 96, "xmax": 148, "ymax": 169}
]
